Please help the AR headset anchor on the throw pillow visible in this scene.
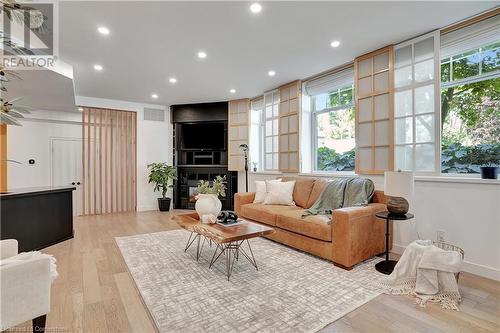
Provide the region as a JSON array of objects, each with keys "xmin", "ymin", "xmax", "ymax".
[
  {"xmin": 253, "ymin": 179, "xmax": 281, "ymax": 203},
  {"xmin": 264, "ymin": 180, "xmax": 296, "ymax": 205}
]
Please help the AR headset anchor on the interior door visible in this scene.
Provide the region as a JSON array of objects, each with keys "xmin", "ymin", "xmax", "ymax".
[{"xmin": 51, "ymin": 138, "xmax": 83, "ymax": 215}]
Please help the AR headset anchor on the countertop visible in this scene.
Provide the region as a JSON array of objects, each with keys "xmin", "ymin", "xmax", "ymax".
[{"xmin": 0, "ymin": 186, "xmax": 76, "ymax": 199}]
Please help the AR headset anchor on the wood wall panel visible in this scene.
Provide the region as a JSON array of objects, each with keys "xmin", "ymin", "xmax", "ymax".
[
  {"xmin": 0, "ymin": 125, "xmax": 7, "ymax": 192},
  {"xmin": 81, "ymin": 107, "xmax": 136, "ymax": 215},
  {"xmin": 278, "ymin": 80, "xmax": 301, "ymax": 173},
  {"xmin": 354, "ymin": 46, "xmax": 394, "ymax": 175},
  {"xmin": 228, "ymin": 99, "xmax": 250, "ymax": 171}
]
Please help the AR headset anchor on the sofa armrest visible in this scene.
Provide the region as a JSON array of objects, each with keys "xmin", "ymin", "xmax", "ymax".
[
  {"xmin": 0, "ymin": 257, "xmax": 52, "ymax": 329},
  {"xmin": 0, "ymin": 239, "xmax": 18, "ymax": 259},
  {"xmin": 331, "ymin": 203, "xmax": 387, "ymax": 268},
  {"xmin": 234, "ymin": 192, "xmax": 255, "ymax": 216}
]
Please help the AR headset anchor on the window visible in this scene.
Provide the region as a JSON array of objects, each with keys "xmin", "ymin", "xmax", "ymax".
[
  {"xmin": 393, "ymin": 32, "xmax": 440, "ymax": 173},
  {"xmin": 440, "ymin": 16, "xmax": 500, "ymax": 174},
  {"xmin": 249, "ymin": 98, "xmax": 264, "ymax": 171},
  {"xmin": 305, "ymin": 67, "xmax": 356, "ymax": 172},
  {"xmin": 263, "ymin": 90, "xmax": 279, "ymax": 171}
]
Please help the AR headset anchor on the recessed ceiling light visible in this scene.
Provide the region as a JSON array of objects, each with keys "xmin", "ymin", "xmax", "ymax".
[
  {"xmin": 230, "ymin": 89, "xmax": 236, "ymax": 94},
  {"xmin": 93, "ymin": 64, "xmax": 103, "ymax": 71},
  {"xmin": 250, "ymin": 3, "xmax": 262, "ymax": 13},
  {"xmin": 98, "ymin": 26, "xmax": 110, "ymax": 35},
  {"xmin": 268, "ymin": 70, "xmax": 276, "ymax": 77},
  {"xmin": 169, "ymin": 77, "xmax": 177, "ymax": 84},
  {"xmin": 78, "ymin": 107, "xmax": 84, "ymax": 112},
  {"xmin": 197, "ymin": 51, "xmax": 207, "ymax": 59},
  {"xmin": 330, "ymin": 40, "xmax": 341, "ymax": 48},
  {"xmin": 151, "ymin": 93, "xmax": 158, "ymax": 99}
]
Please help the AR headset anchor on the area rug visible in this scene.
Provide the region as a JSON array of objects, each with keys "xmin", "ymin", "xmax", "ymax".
[{"xmin": 116, "ymin": 230, "xmax": 385, "ymax": 333}]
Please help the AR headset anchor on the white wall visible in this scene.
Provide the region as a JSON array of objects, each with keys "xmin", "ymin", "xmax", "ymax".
[
  {"xmin": 7, "ymin": 97, "xmax": 172, "ymax": 213},
  {"xmin": 75, "ymin": 96, "xmax": 172, "ymax": 212},
  {"xmin": 240, "ymin": 171, "xmax": 500, "ymax": 281},
  {"xmin": 7, "ymin": 110, "xmax": 82, "ymax": 188}
]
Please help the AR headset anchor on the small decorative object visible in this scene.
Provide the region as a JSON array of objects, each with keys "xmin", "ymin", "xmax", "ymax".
[
  {"xmin": 195, "ymin": 175, "xmax": 226, "ymax": 218},
  {"xmin": 147, "ymin": 162, "xmax": 177, "ymax": 212},
  {"xmin": 384, "ymin": 170, "xmax": 414, "ymax": 216},
  {"xmin": 252, "ymin": 162, "xmax": 257, "ymax": 172},
  {"xmin": 201, "ymin": 214, "xmax": 217, "ymax": 224},
  {"xmin": 480, "ymin": 166, "xmax": 498, "ymax": 179}
]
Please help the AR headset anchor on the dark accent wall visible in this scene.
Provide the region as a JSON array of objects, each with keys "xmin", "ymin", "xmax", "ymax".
[
  {"xmin": 170, "ymin": 101, "xmax": 237, "ymax": 210},
  {"xmin": 171, "ymin": 101, "xmax": 228, "ymax": 123}
]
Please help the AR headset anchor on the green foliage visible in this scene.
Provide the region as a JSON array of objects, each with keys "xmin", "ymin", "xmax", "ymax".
[
  {"xmin": 197, "ymin": 175, "xmax": 227, "ymax": 197},
  {"xmin": 317, "ymin": 147, "xmax": 355, "ymax": 171},
  {"xmin": 441, "ymin": 143, "xmax": 500, "ymax": 174},
  {"xmin": 147, "ymin": 162, "xmax": 176, "ymax": 198}
]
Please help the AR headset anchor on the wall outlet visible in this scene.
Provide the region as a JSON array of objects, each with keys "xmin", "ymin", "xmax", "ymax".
[{"xmin": 437, "ymin": 230, "xmax": 445, "ymax": 243}]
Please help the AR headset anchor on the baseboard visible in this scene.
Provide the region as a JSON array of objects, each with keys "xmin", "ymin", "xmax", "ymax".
[
  {"xmin": 137, "ymin": 206, "xmax": 158, "ymax": 212},
  {"xmin": 392, "ymin": 243, "xmax": 500, "ymax": 281}
]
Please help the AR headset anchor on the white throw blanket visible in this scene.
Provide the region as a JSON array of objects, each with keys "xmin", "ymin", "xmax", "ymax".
[
  {"xmin": 381, "ymin": 240, "xmax": 462, "ymax": 310},
  {"xmin": 0, "ymin": 251, "xmax": 58, "ymax": 281}
]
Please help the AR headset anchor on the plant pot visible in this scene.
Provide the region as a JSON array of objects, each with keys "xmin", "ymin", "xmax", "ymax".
[
  {"xmin": 157, "ymin": 197, "xmax": 171, "ymax": 212},
  {"xmin": 480, "ymin": 166, "xmax": 498, "ymax": 179},
  {"xmin": 195, "ymin": 194, "xmax": 222, "ymax": 222}
]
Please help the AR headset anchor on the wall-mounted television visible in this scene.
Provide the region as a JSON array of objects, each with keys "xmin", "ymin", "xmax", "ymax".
[{"xmin": 180, "ymin": 122, "xmax": 226, "ymax": 150}]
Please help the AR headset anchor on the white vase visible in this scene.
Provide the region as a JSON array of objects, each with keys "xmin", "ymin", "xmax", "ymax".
[{"xmin": 195, "ymin": 194, "xmax": 222, "ymax": 222}]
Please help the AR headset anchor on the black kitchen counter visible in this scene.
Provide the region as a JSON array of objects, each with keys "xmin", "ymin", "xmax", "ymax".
[
  {"xmin": 1, "ymin": 186, "xmax": 75, "ymax": 251},
  {"xmin": 0, "ymin": 186, "xmax": 76, "ymax": 199}
]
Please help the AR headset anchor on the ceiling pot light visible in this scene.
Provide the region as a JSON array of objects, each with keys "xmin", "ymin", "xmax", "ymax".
[
  {"xmin": 93, "ymin": 64, "xmax": 103, "ymax": 71},
  {"xmin": 169, "ymin": 77, "xmax": 177, "ymax": 84},
  {"xmin": 151, "ymin": 94, "xmax": 158, "ymax": 99},
  {"xmin": 330, "ymin": 40, "xmax": 340, "ymax": 48},
  {"xmin": 230, "ymin": 89, "xmax": 236, "ymax": 94},
  {"xmin": 250, "ymin": 3, "xmax": 262, "ymax": 13},
  {"xmin": 268, "ymin": 70, "xmax": 276, "ymax": 77},
  {"xmin": 197, "ymin": 51, "xmax": 207, "ymax": 59},
  {"xmin": 98, "ymin": 26, "xmax": 110, "ymax": 35},
  {"xmin": 78, "ymin": 107, "xmax": 84, "ymax": 112}
]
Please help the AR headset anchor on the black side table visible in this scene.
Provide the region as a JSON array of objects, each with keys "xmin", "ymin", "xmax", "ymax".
[{"xmin": 375, "ymin": 211, "xmax": 414, "ymax": 275}]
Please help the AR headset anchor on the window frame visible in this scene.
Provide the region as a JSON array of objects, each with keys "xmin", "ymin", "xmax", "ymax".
[
  {"xmin": 263, "ymin": 89, "xmax": 280, "ymax": 171},
  {"xmin": 310, "ymin": 85, "xmax": 356, "ymax": 173},
  {"xmin": 439, "ymin": 41, "xmax": 500, "ymax": 176},
  {"xmin": 393, "ymin": 31, "xmax": 441, "ymax": 175},
  {"xmin": 249, "ymin": 98, "xmax": 265, "ymax": 172}
]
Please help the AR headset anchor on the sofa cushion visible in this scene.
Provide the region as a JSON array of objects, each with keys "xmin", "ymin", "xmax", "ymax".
[
  {"xmin": 276, "ymin": 209, "xmax": 332, "ymax": 242},
  {"xmin": 282, "ymin": 177, "xmax": 315, "ymax": 208},
  {"xmin": 306, "ymin": 179, "xmax": 329, "ymax": 208},
  {"xmin": 240, "ymin": 203, "xmax": 300, "ymax": 226}
]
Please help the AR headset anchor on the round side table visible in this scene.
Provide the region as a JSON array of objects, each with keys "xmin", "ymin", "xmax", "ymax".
[{"xmin": 375, "ymin": 211, "xmax": 414, "ymax": 275}]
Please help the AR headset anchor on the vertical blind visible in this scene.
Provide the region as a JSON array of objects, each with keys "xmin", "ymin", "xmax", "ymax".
[{"xmin": 82, "ymin": 107, "xmax": 137, "ymax": 215}]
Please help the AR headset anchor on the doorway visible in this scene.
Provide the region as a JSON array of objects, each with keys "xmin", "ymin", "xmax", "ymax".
[{"xmin": 50, "ymin": 137, "xmax": 83, "ymax": 216}]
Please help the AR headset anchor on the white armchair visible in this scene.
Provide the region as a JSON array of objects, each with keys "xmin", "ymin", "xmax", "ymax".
[{"xmin": 0, "ymin": 239, "xmax": 52, "ymax": 332}]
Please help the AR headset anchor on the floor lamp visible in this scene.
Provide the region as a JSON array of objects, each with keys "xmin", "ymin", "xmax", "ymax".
[{"xmin": 239, "ymin": 144, "xmax": 249, "ymax": 192}]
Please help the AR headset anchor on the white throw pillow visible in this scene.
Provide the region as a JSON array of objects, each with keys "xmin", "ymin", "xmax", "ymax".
[
  {"xmin": 264, "ymin": 180, "xmax": 296, "ymax": 206},
  {"xmin": 253, "ymin": 179, "xmax": 281, "ymax": 203}
]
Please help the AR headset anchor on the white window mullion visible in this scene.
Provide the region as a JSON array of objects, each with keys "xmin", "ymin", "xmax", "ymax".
[{"xmin": 394, "ymin": 30, "xmax": 440, "ymax": 174}]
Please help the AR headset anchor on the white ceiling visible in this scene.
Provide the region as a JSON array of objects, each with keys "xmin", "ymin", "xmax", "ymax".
[{"xmin": 59, "ymin": 1, "xmax": 497, "ymax": 106}]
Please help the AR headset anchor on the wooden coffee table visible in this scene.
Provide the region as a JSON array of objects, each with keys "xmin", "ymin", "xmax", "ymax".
[{"xmin": 173, "ymin": 213, "xmax": 274, "ymax": 280}]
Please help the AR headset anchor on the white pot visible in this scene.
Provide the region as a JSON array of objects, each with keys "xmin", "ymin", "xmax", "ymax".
[{"xmin": 195, "ymin": 194, "xmax": 222, "ymax": 222}]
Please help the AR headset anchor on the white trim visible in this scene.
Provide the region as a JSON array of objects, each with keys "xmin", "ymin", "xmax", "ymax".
[{"xmin": 392, "ymin": 243, "xmax": 500, "ymax": 281}]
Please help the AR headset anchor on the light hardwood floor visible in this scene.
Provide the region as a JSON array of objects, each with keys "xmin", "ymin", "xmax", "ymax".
[{"xmin": 9, "ymin": 210, "xmax": 500, "ymax": 333}]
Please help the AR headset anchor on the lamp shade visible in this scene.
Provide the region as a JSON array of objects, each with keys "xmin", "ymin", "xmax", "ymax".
[{"xmin": 384, "ymin": 171, "xmax": 414, "ymax": 199}]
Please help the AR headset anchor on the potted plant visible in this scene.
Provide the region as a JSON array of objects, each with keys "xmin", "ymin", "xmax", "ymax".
[
  {"xmin": 147, "ymin": 162, "xmax": 177, "ymax": 211},
  {"xmin": 470, "ymin": 144, "xmax": 499, "ymax": 179},
  {"xmin": 195, "ymin": 175, "xmax": 227, "ymax": 222}
]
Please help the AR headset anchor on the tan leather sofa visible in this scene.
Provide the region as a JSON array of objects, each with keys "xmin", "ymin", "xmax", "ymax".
[{"xmin": 234, "ymin": 177, "xmax": 390, "ymax": 270}]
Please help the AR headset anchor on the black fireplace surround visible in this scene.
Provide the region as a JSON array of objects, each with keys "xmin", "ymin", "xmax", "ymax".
[{"xmin": 171, "ymin": 102, "xmax": 237, "ymax": 210}]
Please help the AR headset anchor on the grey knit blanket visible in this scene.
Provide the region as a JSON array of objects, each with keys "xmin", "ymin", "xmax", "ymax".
[{"xmin": 302, "ymin": 178, "xmax": 374, "ymax": 221}]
